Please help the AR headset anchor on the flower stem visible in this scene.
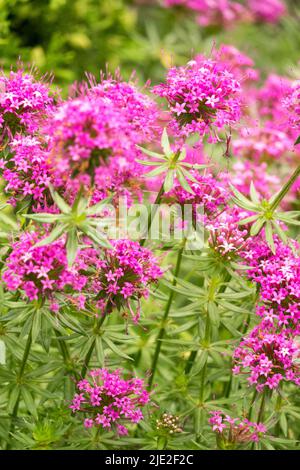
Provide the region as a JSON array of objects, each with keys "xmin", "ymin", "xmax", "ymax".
[
  {"xmin": 81, "ymin": 314, "xmax": 106, "ymax": 378},
  {"xmin": 148, "ymin": 238, "xmax": 186, "ymax": 389},
  {"xmin": 140, "ymin": 182, "xmax": 165, "ymax": 246},
  {"xmin": 270, "ymin": 164, "xmax": 300, "ymax": 212},
  {"xmin": 54, "ymin": 329, "xmax": 80, "ymax": 389},
  {"xmin": 257, "ymin": 389, "xmax": 267, "ymax": 424},
  {"xmin": 6, "ymin": 324, "xmax": 33, "ymax": 448},
  {"xmin": 199, "ymin": 311, "xmax": 210, "ymax": 404},
  {"xmin": 247, "ymin": 389, "xmax": 258, "ymax": 421}
]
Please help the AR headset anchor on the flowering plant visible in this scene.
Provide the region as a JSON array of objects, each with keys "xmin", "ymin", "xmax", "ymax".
[{"xmin": 0, "ymin": 0, "xmax": 299, "ymax": 451}]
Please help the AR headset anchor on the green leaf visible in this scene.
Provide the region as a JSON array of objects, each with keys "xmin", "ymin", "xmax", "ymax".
[
  {"xmin": 250, "ymin": 181, "xmax": 260, "ymax": 204},
  {"xmin": 103, "ymin": 337, "xmax": 133, "ymax": 361},
  {"xmin": 144, "ymin": 164, "xmax": 168, "ymax": 178},
  {"xmin": 229, "ymin": 184, "xmax": 258, "ymax": 210},
  {"xmin": 49, "ymin": 185, "xmax": 71, "ymax": 214},
  {"xmin": 250, "ymin": 217, "xmax": 265, "ymax": 236},
  {"xmin": 22, "ymin": 213, "xmax": 67, "ymax": 223},
  {"xmin": 66, "ymin": 228, "xmax": 78, "ymax": 267},
  {"xmin": 136, "ymin": 146, "xmax": 165, "ymax": 160},
  {"xmin": 80, "ymin": 224, "xmax": 112, "ymax": 248},
  {"xmin": 176, "ymin": 168, "xmax": 194, "ymax": 194},
  {"xmin": 21, "ymin": 387, "xmax": 38, "ymax": 419},
  {"xmin": 279, "ymin": 413, "xmax": 288, "ymax": 437},
  {"xmin": 238, "ymin": 214, "xmax": 259, "ymax": 225},
  {"xmin": 32, "ymin": 309, "xmax": 41, "ymax": 343},
  {"xmin": 272, "ymin": 221, "xmax": 288, "ymax": 243},
  {"xmin": 190, "ymin": 350, "xmax": 208, "ymax": 375},
  {"xmin": 208, "ymin": 301, "xmax": 220, "ymax": 327},
  {"xmin": 161, "ymin": 128, "xmax": 172, "ymax": 156},
  {"xmin": 34, "ymin": 223, "xmax": 69, "ymax": 247},
  {"xmin": 294, "ymin": 135, "xmax": 300, "ymax": 145},
  {"xmin": 265, "ymin": 221, "xmax": 275, "ymax": 253},
  {"xmin": 163, "ymin": 169, "xmax": 175, "ymax": 193}
]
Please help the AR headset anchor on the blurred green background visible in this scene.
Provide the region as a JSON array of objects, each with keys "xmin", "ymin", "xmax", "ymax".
[{"xmin": 0, "ymin": 0, "xmax": 300, "ymax": 90}]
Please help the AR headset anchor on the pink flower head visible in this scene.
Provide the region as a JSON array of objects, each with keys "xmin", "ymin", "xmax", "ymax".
[
  {"xmin": 153, "ymin": 56, "xmax": 242, "ymax": 141},
  {"xmin": 70, "ymin": 369, "xmax": 150, "ymax": 435}
]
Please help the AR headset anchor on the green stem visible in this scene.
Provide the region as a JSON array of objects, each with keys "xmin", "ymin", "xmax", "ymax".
[
  {"xmin": 54, "ymin": 329, "xmax": 80, "ymax": 383},
  {"xmin": 6, "ymin": 325, "xmax": 33, "ymax": 448},
  {"xmin": 257, "ymin": 389, "xmax": 267, "ymax": 424},
  {"xmin": 270, "ymin": 164, "xmax": 300, "ymax": 212},
  {"xmin": 185, "ymin": 272, "xmax": 231, "ymax": 376},
  {"xmin": 247, "ymin": 389, "xmax": 258, "ymax": 421},
  {"xmin": 81, "ymin": 314, "xmax": 106, "ymax": 378},
  {"xmin": 147, "ymin": 238, "xmax": 186, "ymax": 389},
  {"xmin": 199, "ymin": 311, "xmax": 210, "ymax": 404},
  {"xmin": 140, "ymin": 182, "xmax": 165, "ymax": 247}
]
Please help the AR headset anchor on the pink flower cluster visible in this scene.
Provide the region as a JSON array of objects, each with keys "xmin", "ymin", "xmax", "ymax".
[
  {"xmin": 209, "ymin": 410, "xmax": 266, "ymax": 445},
  {"xmin": 164, "ymin": 170, "xmax": 228, "ymax": 217},
  {"xmin": 233, "ymin": 326, "xmax": 300, "ymax": 391},
  {"xmin": 163, "ymin": 0, "xmax": 285, "ymax": 27},
  {"xmin": 0, "ymin": 69, "xmax": 53, "ymax": 139},
  {"xmin": 46, "ymin": 78, "xmax": 158, "ymax": 191},
  {"xmin": 81, "ymin": 239, "xmax": 163, "ymax": 321},
  {"xmin": 282, "ymin": 81, "xmax": 300, "ymax": 133},
  {"xmin": 70, "ymin": 368, "xmax": 150, "ymax": 435},
  {"xmin": 243, "ymin": 238, "xmax": 300, "ymax": 334},
  {"xmin": 207, "ymin": 209, "xmax": 250, "ymax": 260},
  {"xmin": 0, "ymin": 135, "xmax": 51, "ymax": 207},
  {"xmin": 2, "ymin": 231, "xmax": 87, "ymax": 304},
  {"xmin": 235, "ymin": 73, "xmax": 300, "ymax": 165},
  {"xmin": 153, "ymin": 57, "xmax": 241, "ymax": 140}
]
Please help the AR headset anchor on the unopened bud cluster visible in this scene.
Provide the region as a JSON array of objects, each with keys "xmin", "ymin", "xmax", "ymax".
[{"xmin": 156, "ymin": 413, "xmax": 182, "ymax": 434}]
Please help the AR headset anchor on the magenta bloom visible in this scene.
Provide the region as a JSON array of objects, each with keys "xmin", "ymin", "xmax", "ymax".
[
  {"xmin": 0, "ymin": 135, "xmax": 51, "ymax": 207},
  {"xmin": 0, "ymin": 68, "xmax": 53, "ymax": 139},
  {"xmin": 70, "ymin": 369, "xmax": 150, "ymax": 436},
  {"xmin": 2, "ymin": 232, "xmax": 87, "ymax": 304},
  {"xmin": 46, "ymin": 78, "xmax": 158, "ymax": 187},
  {"xmin": 209, "ymin": 410, "xmax": 266, "ymax": 446},
  {"xmin": 233, "ymin": 325, "xmax": 300, "ymax": 392},
  {"xmin": 242, "ymin": 238, "xmax": 300, "ymax": 333},
  {"xmin": 248, "ymin": 0, "xmax": 286, "ymax": 24},
  {"xmin": 153, "ymin": 57, "xmax": 241, "ymax": 140},
  {"xmin": 81, "ymin": 239, "xmax": 163, "ymax": 322}
]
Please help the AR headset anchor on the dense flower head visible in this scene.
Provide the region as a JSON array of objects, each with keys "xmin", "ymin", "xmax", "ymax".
[
  {"xmin": 0, "ymin": 68, "xmax": 54, "ymax": 139},
  {"xmin": 81, "ymin": 239, "xmax": 163, "ymax": 322},
  {"xmin": 282, "ymin": 81, "xmax": 300, "ymax": 132},
  {"xmin": 152, "ymin": 57, "xmax": 242, "ymax": 140},
  {"xmin": 209, "ymin": 410, "xmax": 266, "ymax": 446},
  {"xmin": 163, "ymin": 0, "xmax": 285, "ymax": 26},
  {"xmin": 0, "ymin": 135, "xmax": 51, "ymax": 207},
  {"xmin": 2, "ymin": 231, "xmax": 87, "ymax": 304},
  {"xmin": 164, "ymin": 1, "xmax": 251, "ymax": 27},
  {"xmin": 88, "ymin": 78, "xmax": 159, "ymax": 141},
  {"xmin": 211, "ymin": 44, "xmax": 259, "ymax": 83},
  {"xmin": 228, "ymin": 161, "xmax": 280, "ymax": 201},
  {"xmin": 242, "ymin": 237, "xmax": 300, "ymax": 333},
  {"xmin": 233, "ymin": 123, "xmax": 294, "ymax": 162},
  {"xmin": 256, "ymin": 74, "xmax": 293, "ymax": 121},
  {"xmin": 70, "ymin": 368, "xmax": 150, "ymax": 435},
  {"xmin": 248, "ymin": 0, "xmax": 286, "ymax": 24},
  {"xmin": 233, "ymin": 325, "xmax": 300, "ymax": 391},
  {"xmin": 207, "ymin": 209, "xmax": 251, "ymax": 260},
  {"xmin": 92, "ymin": 156, "xmax": 145, "ymax": 206},
  {"xmin": 46, "ymin": 79, "xmax": 158, "ymax": 187},
  {"xmin": 163, "ymin": 170, "xmax": 229, "ymax": 217}
]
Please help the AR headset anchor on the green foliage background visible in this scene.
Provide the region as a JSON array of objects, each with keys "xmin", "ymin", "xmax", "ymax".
[{"xmin": 1, "ymin": 0, "xmax": 300, "ymax": 89}]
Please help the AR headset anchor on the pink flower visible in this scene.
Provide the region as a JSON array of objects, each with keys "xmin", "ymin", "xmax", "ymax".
[
  {"xmin": 70, "ymin": 369, "xmax": 150, "ymax": 436},
  {"xmin": 153, "ymin": 55, "xmax": 242, "ymax": 140}
]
